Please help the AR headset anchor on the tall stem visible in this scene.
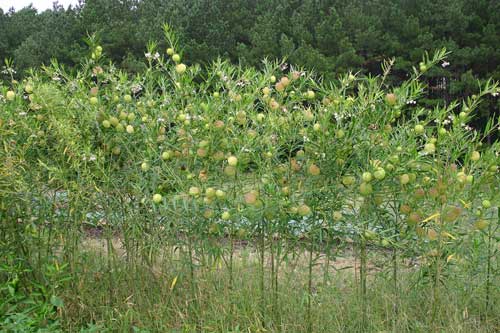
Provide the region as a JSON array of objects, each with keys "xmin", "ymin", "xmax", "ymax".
[
  {"xmin": 360, "ymin": 236, "xmax": 367, "ymax": 330},
  {"xmin": 187, "ymin": 234, "xmax": 201, "ymax": 332},
  {"xmin": 307, "ymin": 233, "xmax": 314, "ymax": 333},
  {"xmin": 392, "ymin": 199, "xmax": 400, "ymax": 326},
  {"xmin": 484, "ymin": 208, "xmax": 497, "ymax": 315},
  {"xmin": 260, "ymin": 218, "xmax": 266, "ymax": 328},
  {"xmin": 432, "ymin": 210, "xmax": 444, "ymax": 326}
]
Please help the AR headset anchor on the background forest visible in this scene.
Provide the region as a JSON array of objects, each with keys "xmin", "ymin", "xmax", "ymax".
[{"xmin": 0, "ymin": 0, "xmax": 499, "ymax": 122}]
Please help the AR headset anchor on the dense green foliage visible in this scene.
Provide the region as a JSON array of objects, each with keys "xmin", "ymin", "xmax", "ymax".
[
  {"xmin": 1, "ymin": 23, "xmax": 499, "ymax": 331},
  {"xmin": 1, "ymin": 0, "xmax": 499, "ymax": 121}
]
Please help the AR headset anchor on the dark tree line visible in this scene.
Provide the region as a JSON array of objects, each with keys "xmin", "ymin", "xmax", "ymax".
[{"xmin": 1, "ymin": 0, "xmax": 499, "ymax": 118}]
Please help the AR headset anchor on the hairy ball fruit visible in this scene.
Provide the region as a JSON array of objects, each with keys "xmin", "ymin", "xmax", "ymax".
[
  {"xmin": 373, "ymin": 168, "xmax": 386, "ymax": 180},
  {"xmin": 333, "ymin": 211, "xmax": 343, "ymax": 221},
  {"xmin": 362, "ymin": 172, "xmax": 373, "ymax": 182},
  {"xmin": 221, "ymin": 211, "xmax": 231, "ymax": 221},
  {"xmin": 175, "ymin": 63, "xmax": 187, "ymax": 74},
  {"xmin": 400, "ymin": 204, "xmax": 412, "ymax": 215},
  {"xmin": 423, "ymin": 142, "xmax": 436, "ymax": 154},
  {"xmin": 471, "ymin": 151, "xmax": 480, "ymax": 161},
  {"xmin": 414, "ymin": 124, "xmax": 425, "ymax": 134},
  {"xmin": 197, "ymin": 148, "xmax": 208, "ymax": 158},
  {"xmin": 126, "ymin": 125, "xmax": 134, "ymax": 134},
  {"xmin": 189, "ymin": 186, "xmax": 201, "ymax": 197},
  {"xmin": 152, "ymin": 194, "xmax": 162, "ymax": 203},
  {"xmin": 408, "ymin": 213, "xmax": 421, "ymax": 225},
  {"xmin": 109, "ymin": 117, "xmax": 119, "ymax": 127},
  {"xmin": 166, "ymin": 48, "xmax": 174, "ymax": 56},
  {"xmin": 161, "ymin": 151, "xmax": 172, "ymax": 160},
  {"xmin": 364, "ymin": 230, "xmax": 377, "ymax": 240},
  {"xmin": 280, "ymin": 77, "xmax": 290, "ymax": 87},
  {"xmin": 205, "ymin": 187, "xmax": 216, "ymax": 199},
  {"xmin": 172, "ymin": 54, "xmax": 181, "ymax": 63},
  {"xmin": 141, "ymin": 162, "xmax": 150, "ymax": 171},
  {"xmin": 90, "ymin": 96, "xmax": 98, "ymax": 105},
  {"xmin": 399, "ymin": 174, "xmax": 410, "ymax": 185},
  {"xmin": 215, "ymin": 189, "xmax": 226, "ymax": 199},
  {"xmin": 116, "ymin": 123, "xmax": 124, "ymax": 132},
  {"xmin": 414, "ymin": 188, "xmax": 425, "ymax": 199},
  {"xmin": 203, "ymin": 209, "xmax": 214, "ymax": 219},
  {"xmin": 298, "ymin": 204, "xmax": 312, "ymax": 217},
  {"xmin": 428, "ymin": 187, "xmax": 438, "ymax": 199},
  {"xmin": 359, "ymin": 182, "xmax": 373, "ymax": 196},
  {"xmin": 443, "ymin": 206, "xmax": 462, "ymax": 223},
  {"xmin": 102, "ymin": 120, "xmax": 111, "ymax": 128},
  {"xmin": 482, "ymin": 200, "xmax": 491, "ymax": 209},
  {"xmin": 236, "ymin": 110, "xmax": 247, "ymax": 125},
  {"xmin": 385, "ymin": 93, "xmax": 397, "ymax": 106},
  {"xmin": 308, "ymin": 163, "xmax": 320, "ymax": 176},
  {"xmin": 224, "ymin": 166, "xmax": 236, "ymax": 177},
  {"xmin": 244, "ymin": 191, "xmax": 258, "ymax": 205},
  {"xmin": 427, "ymin": 229, "xmax": 438, "ymax": 241},
  {"xmin": 227, "ymin": 156, "xmax": 238, "ymax": 167},
  {"xmin": 342, "ymin": 176, "xmax": 356, "ymax": 186},
  {"xmin": 474, "ymin": 219, "xmax": 489, "ymax": 230},
  {"xmin": 456, "ymin": 172, "xmax": 467, "ymax": 183}
]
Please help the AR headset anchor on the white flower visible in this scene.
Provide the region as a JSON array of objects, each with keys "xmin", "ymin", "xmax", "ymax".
[
  {"xmin": 1, "ymin": 67, "xmax": 16, "ymax": 75},
  {"xmin": 441, "ymin": 61, "xmax": 450, "ymax": 68},
  {"xmin": 131, "ymin": 84, "xmax": 143, "ymax": 94}
]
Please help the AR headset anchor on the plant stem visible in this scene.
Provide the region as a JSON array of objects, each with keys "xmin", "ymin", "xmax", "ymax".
[
  {"xmin": 360, "ymin": 236, "xmax": 367, "ymax": 330},
  {"xmin": 307, "ymin": 232, "xmax": 314, "ymax": 333},
  {"xmin": 260, "ymin": 218, "xmax": 266, "ymax": 328}
]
